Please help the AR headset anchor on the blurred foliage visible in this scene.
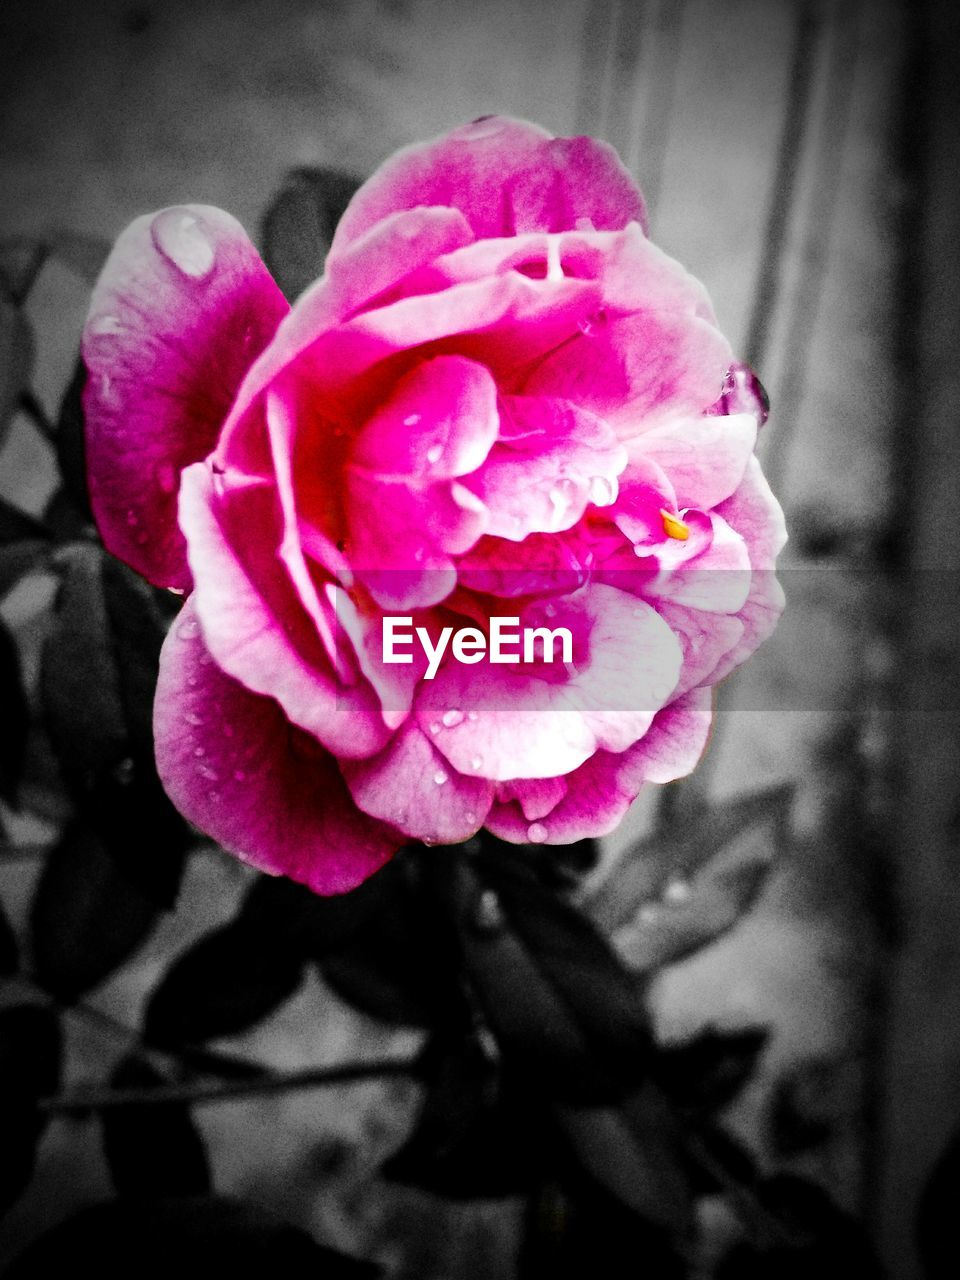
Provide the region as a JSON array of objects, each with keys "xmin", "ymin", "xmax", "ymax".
[{"xmin": 0, "ymin": 185, "xmax": 881, "ymax": 1278}]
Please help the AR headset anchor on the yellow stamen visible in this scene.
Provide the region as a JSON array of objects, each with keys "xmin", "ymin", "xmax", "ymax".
[{"xmin": 660, "ymin": 508, "xmax": 690, "ymax": 541}]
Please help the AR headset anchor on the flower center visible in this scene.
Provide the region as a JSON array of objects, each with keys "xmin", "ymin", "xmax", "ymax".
[{"xmin": 659, "ymin": 508, "xmax": 690, "ymax": 541}]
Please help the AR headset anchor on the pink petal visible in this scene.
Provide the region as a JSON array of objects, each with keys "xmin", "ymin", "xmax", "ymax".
[
  {"xmin": 83, "ymin": 205, "xmax": 288, "ymax": 589},
  {"xmin": 461, "ymin": 395, "xmax": 627, "ymax": 540},
  {"xmin": 341, "ymin": 721, "xmax": 494, "ymax": 845},
  {"xmin": 179, "ymin": 462, "xmax": 390, "ymax": 759},
  {"xmin": 417, "ymin": 585, "xmax": 682, "ymax": 780},
  {"xmin": 644, "ymin": 513, "xmax": 752, "ymax": 613},
  {"xmin": 331, "ymin": 118, "xmax": 642, "ymax": 251},
  {"xmin": 485, "ymin": 689, "xmax": 713, "ymax": 844},
  {"xmin": 524, "ymin": 310, "xmax": 733, "ymax": 438},
  {"xmin": 215, "ymin": 206, "xmax": 474, "ymax": 470},
  {"xmin": 629, "ymin": 412, "xmax": 757, "ymax": 510},
  {"xmin": 154, "ymin": 598, "xmax": 400, "ymax": 895},
  {"xmin": 350, "ymin": 355, "xmax": 499, "ymax": 480}
]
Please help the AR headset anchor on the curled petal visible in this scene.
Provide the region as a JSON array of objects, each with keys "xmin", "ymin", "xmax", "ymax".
[
  {"xmin": 83, "ymin": 204, "xmax": 288, "ymax": 588},
  {"xmin": 485, "ymin": 689, "xmax": 713, "ymax": 844},
  {"xmin": 341, "ymin": 722, "xmax": 494, "ymax": 845},
  {"xmin": 154, "ymin": 599, "xmax": 400, "ymax": 895}
]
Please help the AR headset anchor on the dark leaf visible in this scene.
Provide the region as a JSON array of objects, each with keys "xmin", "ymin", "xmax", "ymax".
[
  {"xmin": 0, "ymin": 1004, "xmax": 61, "ymax": 1218},
  {"xmin": 261, "ymin": 166, "xmax": 361, "ymax": 301},
  {"xmin": 587, "ymin": 783, "xmax": 793, "ymax": 935},
  {"xmin": 717, "ymin": 1174, "xmax": 884, "ymax": 1278},
  {"xmin": 319, "ymin": 847, "xmax": 467, "ymax": 1029},
  {"xmin": 144, "ymin": 922, "xmax": 304, "ymax": 1047},
  {"xmin": 768, "ymin": 1056, "xmax": 838, "ymax": 1157},
  {"xmin": 444, "ymin": 843, "xmax": 694, "ymax": 1235},
  {"xmin": 101, "ymin": 1055, "xmax": 211, "ymax": 1198},
  {"xmin": 917, "ymin": 1118, "xmax": 960, "ymax": 1278},
  {"xmin": 238, "ymin": 862, "xmax": 384, "ymax": 960},
  {"xmin": 657, "ymin": 1026, "xmax": 769, "ymax": 1115},
  {"xmin": 0, "ymin": 237, "xmax": 47, "ymax": 304},
  {"xmin": 0, "ymin": 496, "xmax": 50, "ymax": 596},
  {"xmin": 0, "ymin": 294, "xmax": 34, "ymax": 446},
  {"xmin": 605, "ymin": 795, "xmax": 788, "ymax": 973},
  {"xmin": 54, "ymin": 357, "xmax": 93, "ymax": 520},
  {"xmin": 519, "ymin": 1176, "xmax": 687, "ymax": 1280},
  {"xmin": 0, "ymin": 895, "xmax": 18, "ymax": 975},
  {"xmin": 1, "ymin": 1197, "xmax": 381, "ymax": 1278},
  {"xmin": 449, "ymin": 839, "xmax": 656, "ymax": 1101},
  {"xmin": 383, "ymin": 1034, "xmax": 541, "ymax": 1199},
  {"xmin": 29, "ymin": 822, "xmax": 161, "ymax": 1002},
  {"xmin": 0, "ymin": 618, "xmax": 29, "ymax": 807},
  {"xmin": 48, "ymin": 230, "xmax": 111, "ymax": 285},
  {"xmin": 41, "ymin": 543, "xmax": 189, "ymax": 906}
]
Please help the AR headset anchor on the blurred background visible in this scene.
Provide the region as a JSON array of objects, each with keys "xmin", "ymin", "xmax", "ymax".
[{"xmin": 0, "ymin": 1, "xmax": 957, "ymax": 1276}]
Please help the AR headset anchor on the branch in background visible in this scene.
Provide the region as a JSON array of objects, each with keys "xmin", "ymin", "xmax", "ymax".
[{"xmin": 39, "ymin": 1054, "xmax": 419, "ymax": 1114}]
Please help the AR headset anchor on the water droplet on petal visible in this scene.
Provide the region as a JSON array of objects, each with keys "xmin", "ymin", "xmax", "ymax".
[
  {"xmin": 472, "ymin": 888, "xmax": 504, "ymax": 932},
  {"xmin": 233, "ymin": 768, "xmax": 246, "ymax": 782},
  {"xmin": 589, "ymin": 475, "xmax": 615, "ymax": 506},
  {"xmin": 548, "ymin": 476, "xmax": 579, "ymax": 523},
  {"xmin": 426, "ymin": 443, "xmax": 443, "ymax": 465},
  {"xmin": 470, "ymin": 755, "xmax": 483, "ymax": 772},
  {"xmin": 125, "ymin": 508, "xmax": 139, "ymax": 528},
  {"xmin": 527, "ymin": 822, "xmax": 548, "ymax": 843},
  {"xmin": 157, "ymin": 462, "xmax": 178, "ymax": 494},
  {"xmin": 465, "ymin": 811, "xmax": 477, "ymax": 825},
  {"xmin": 152, "ymin": 209, "xmax": 216, "ymax": 279},
  {"xmin": 178, "ymin": 616, "xmax": 199, "ymax": 640},
  {"xmin": 467, "ymin": 711, "xmax": 478, "ymax": 722},
  {"xmin": 193, "ymin": 745, "xmax": 205, "ymax": 758},
  {"xmin": 91, "ymin": 313, "xmax": 122, "ymax": 336},
  {"xmin": 429, "ymin": 721, "xmax": 441, "ymax": 734},
  {"xmin": 458, "ymin": 116, "xmax": 506, "ymax": 141},
  {"xmin": 442, "ymin": 708, "xmax": 464, "ymax": 728},
  {"xmin": 208, "ymin": 790, "xmax": 221, "ymax": 804},
  {"xmin": 184, "ymin": 711, "xmax": 203, "ymax": 726},
  {"xmin": 433, "ymin": 769, "xmax": 449, "ymax": 786},
  {"xmin": 198, "ymin": 764, "xmax": 219, "ymax": 783},
  {"xmin": 403, "ymin": 413, "xmax": 421, "ymax": 427},
  {"xmin": 714, "ymin": 362, "xmax": 770, "ymax": 426}
]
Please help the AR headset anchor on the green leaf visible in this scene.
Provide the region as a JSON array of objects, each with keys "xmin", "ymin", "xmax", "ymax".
[
  {"xmin": 101, "ymin": 1055, "xmax": 211, "ymax": 1198},
  {"xmin": 261, "ymin": 167, "xmax": 361, "ymax": 301},
  {"xmin": 0, "ymin": 1004, "xmax": 61, "ymax": 1219},
  {"xmin": 29, "ymin": 822, "xmax": 162, "ymax": 1002},
  {"xmin": 0, "ymin": 617, "xmax": 29, "ymax": 807},
  {"xmin": 0, "ymin": 292, "xmax": 34, "ymax": 447}
]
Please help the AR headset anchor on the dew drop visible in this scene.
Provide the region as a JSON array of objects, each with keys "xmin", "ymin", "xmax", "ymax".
[
  {"xmin": 426, "ymin": 443, "xmax": 443, "ymax": 464},
  {"xmin": 470, "ymin": 755, "xmax": 483, "ymax": 772},
  {"xmin": 467, "ymin": 711, "xmax": 478, "ymax": 722},
  {"xmin": 465, "ymin": 811, "xmax": 477, "ymax": 825},
  {"xmin": 548, "ymin": 476, "xmax": 579, "ymax": 521},
  {"xmin": 151, "ymin": 208, "xmax": 216, "ymax": 279},
  {"xmin": 194, "ymin": 746, "xmax": 206, "ymax": 759},
  {"xmin": 589, "ymin": 475, "xmax": 615, "ymax": 506},
  {"xmin": 429, "ymin": 721, "xmax": 441, "ymax": 734},
  {"xmin": 441, "ymin": 708, "xmax": 464, "ymax": 728},
  {"xmin": 457, "ymin": 116, "xmax": 506, "ymax": 141},
  {"xmin": 125, "ymin": 508, "xmax": 139, "ymax": 528},
  {"xmin": 233, "ymin": 768, "xmax": 246, "ymax": 782},
  {"xmin": 178, "ymin": 615, "xmax": 199, "ymax": 639},
  {"xmin": 91, "ymin": 313, "xmax": 122, "ymax": 336},
  {"xmin": 433, "ymin": 769, "xmax": 449, "ymax": 786},
  {"xmin": 403, "ymin": 413, "xmax": 421, "ymax": 427},
  {"xmin": 663, "ymin": 877, "xmax": 690, "ymax": 904},
  {"xmin": 527, "ymin": 822, "xmax": 548, "ymax": 844},
  {"xmin": 198, "ymin": 764, "xmax": 219, "ymax": 783},
  {"xmin": 472, "ymin": 888, "xmax": 504, "ymax": 932},
  {"xmin": 208, "ymin": 790, "xmax": 221, "ymax": 804},
  {"xmin": 714, "ymin": 362, "xmax": 770, "ymax": 426},
  {"xmin": 157, "ymin": 462, "xmax": 178, "ymax": 495},
  {"xmin": 184, "ymin": 711, "xmax": 204, "ymax": 726}
]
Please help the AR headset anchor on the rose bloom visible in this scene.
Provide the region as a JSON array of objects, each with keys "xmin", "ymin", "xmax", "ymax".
[{"xmin": 83, "ymin": 117, "xmax": 785, "ymax": 895}]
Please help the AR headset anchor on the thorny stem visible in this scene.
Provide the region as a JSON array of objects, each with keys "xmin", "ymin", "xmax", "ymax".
[{"xmin": 39, "ymin": 1055, "xmax": 420, "ymax": 1114}]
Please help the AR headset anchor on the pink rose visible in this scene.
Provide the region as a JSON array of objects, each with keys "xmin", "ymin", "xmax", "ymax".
[{"xmin": 82, "ymin": 117, "xmax": 785, "ymax": 895}]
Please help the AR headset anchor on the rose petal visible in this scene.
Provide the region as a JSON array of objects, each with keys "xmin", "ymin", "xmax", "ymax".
[
  {"xmin": 630, "ymin": 412, "xmax": 757, "ymax": 510},
  {"xmin": 484, "ymin": 688, "xmax": 713, "ymax": 843},
  {"xmin": 83, "ymin": 204, "xmax": 288, "ymax": 588},
  {"xmin": 179, "ymin": 462, "xmax": 389, "ymax": 759},
  {"xmin": 524, "ymin": 310, "xmax": 733, "ymax": 438},
  {"xmin": 341, "ymin": 721, "xmax": 493, "ymax": 844},
  {"xmin": 154, "ymin": 598, "xmax": 400, "ymax": 895},
  {"xmin": 461, "ymin": 395, "xmax": 627, "ymax": 541}
]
